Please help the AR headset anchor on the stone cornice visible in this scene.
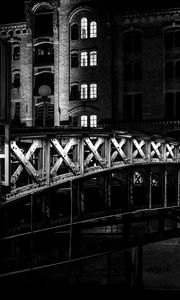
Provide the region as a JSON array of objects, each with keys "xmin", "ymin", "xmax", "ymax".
[
  {"xmin": 0, "ymin": 22, "xmax": 26, "ymax": 30},
  {"xmin": 119, "ymin": 7, "xmax": 180, "ymax": 18},
  {"xmin": 114, "ymin": 7, "xmax": 180, "ymax": 25}
]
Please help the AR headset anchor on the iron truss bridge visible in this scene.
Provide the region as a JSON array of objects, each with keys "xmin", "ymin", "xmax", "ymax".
[
  {"xmin": 1, "ymin": 127, "xmax": 180, "ymax": 280},
  {"xmin": 1, "ymin": 126, "xmax": 180, "ymax": 201}
]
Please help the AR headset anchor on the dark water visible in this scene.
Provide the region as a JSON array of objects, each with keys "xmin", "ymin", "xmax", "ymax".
[{"xmin": 2, "ymin": 238, "xmax": 180, "ymax": 297}]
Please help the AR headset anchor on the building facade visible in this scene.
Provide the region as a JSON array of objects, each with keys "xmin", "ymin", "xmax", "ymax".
[{"xmin": 1, "ymin": 0, "xmax": 180, "ymax": 134}]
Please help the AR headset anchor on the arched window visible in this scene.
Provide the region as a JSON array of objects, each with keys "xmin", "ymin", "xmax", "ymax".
[
  {"xmin": 90, "ymin": 115, "xmax": 97, "ymax": 127},
  {"xmin": 165, "ymin": 29, "xmax": 180, "ymax": 49},
  {"xmin": 123, "ymin": 31, "xmax": 142, "ymax": 54},
  {"xmin": 81, "ymin": 51, "xmax": 88, "ymax": 66},
  {"xmin": 90, "ymin": 21, "xmax": 97, "ymax": 38},
  {"xmin": 71, "ymin": 24, "xmax": 79, "ymax": 40},
  {"xmin": 90, "ymin": 51, "xmax": 97, "ymax": 66},
  {"xmin": 33, "ymin": 5, "xmax": 53, "ymax": 38},
  {"xmin": 81, "ymin": 18, "xmax": 88, "ymax": 39},
  {"xmin": 81, "ymin": 84, "xmax": 88, "ymax": 99},
  {"xmin": 81, "ymin": 115, "xmax": 88, "ymax": 127},
  {"xmin": 35, "ymin": 43, "xmax": 54, "ymax": 65},
  {"xmin": 90, "ymin": 83, "xmax": 97, "ymax": 99}
]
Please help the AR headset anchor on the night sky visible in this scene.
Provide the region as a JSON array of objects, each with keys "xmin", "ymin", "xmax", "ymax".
[
  {"xmin": 0, "ymin": 0, "xmax": 26, "ymax": 24},
  {"xmin": 0, "ymin": 0, "xmax": 180, "ymax": 25}
]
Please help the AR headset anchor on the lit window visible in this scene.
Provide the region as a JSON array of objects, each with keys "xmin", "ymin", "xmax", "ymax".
[
  {"xmin": 81, "ymin": 52, "xmax": 88, "ymax": 66},
  {"xmin": 90, "ymin": 51, "xmax": 97, "ymax": 66},
  {"xmin": 81, "ymin": 115, "xmax": 88, "ymax": 127},
  {"xmin": 90, "ymin": 21, "xmax": 97, "ymax": 38},
  {"xmin": 90, "ymin": 115, "xmax": 97, "ymax": 127},
  {"xmin": 81, "ymin": 18, "xmax": 88, "ymax": 39},
  {"xmin": 133, "ymin": 171, "xmax": 144, "ymax": 186},
  {"xmin": 90, "ymin": 83, "xmax": 97, "ymax": 99},
  {"xmin": 38, "ymin": 48, "xmax": 44, "ymax": 56},
  {"xmin": 81, "ymin": 84, "xmax": 88, "ymax": 99}
]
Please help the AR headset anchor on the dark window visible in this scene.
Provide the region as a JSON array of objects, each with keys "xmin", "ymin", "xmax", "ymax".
[
  {"xmin": 175, "ymin": 60, "xmax": 180, "ymax": 78},
  {"xmin": 35, "ymin": 102, "xmax": 54, "ymax": 127},
  {"xmin": 13, "ymin": 46, "xmax": 20, "ymax": 60},
  {"xmin": 165, "ymin": 92, "xmax": 174, "ymax": 119},
  {"xmin": 124, "ymin": 63, "xmax": 141, "ymax": 81},
  {"xmin": 71, "ymin": 53, "xmax": 79, "ymax": 68},
  {"xmin": 134, "ymin": 94, "xmax": 142, "ymax": 121},
  {"xmin": 124, "ymin": 95, "xmax": 133, "ymax": 121},
  {"xmin": 134, "ymin": 63, "xmax": 142, "ymax": 80},
  {"xmin": 134, "ymin": 32, "xmax": 142, "ymax": 52},
  {"xmin": 34, "ymin": 43, "xmax": 54, "ymax": 65},
  {"xmin": 14, "ymin": 102, "xmax": 20, "ymax": 120},
  {"xmin": 13, "ymin": 73, "xmax": 20, "ymax": 88},
  {"xmin": 70, "ymin": 115, "xmax": 78, "ymax": 126},
  {"xmin": 123, "ymin": 31, "xmax": 142, "ymax": 54},
  {"xmin": 124, "ymin": 63, "xmax": 132, "ymax": 81},
  {"xmin": 165, "ymin": 29, "xmax": 180, "ymax": 50},
  {"xmin": 165, "ymin": 31, "xmax": 173, "ymax": 49},
  {"xmin": 34, "ymin": 12, "xmax": 53, "ymax": 38},
  {"xmin": 124, "ymin": 94, "xmax": 142, "ymax": 121},
  {"xmin": 71, "ymin": 24, "xmax": 79, "ymax": 40},
  {"xmin": 165, "ymin": 61, "xmax": 173, "ymax": 79},
  {"xmin": 70, "ymin": 85, "xmax": 79, "ymax": 100},
  {"xmin": 123, "ymin": 32, "xmax": 132, "ymax": 53},
  {"xmin": 175, "ymin": 31, "xmax": 180, "ymax": 47},
  {"xmin": 176, "ymin": 92, "xmax": 180, "ymax": 119}
]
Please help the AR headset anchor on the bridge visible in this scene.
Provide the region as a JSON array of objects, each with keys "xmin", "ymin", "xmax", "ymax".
[{"xmin": 1, "ymin": 126, "xmax": 180, "ymax": 287}]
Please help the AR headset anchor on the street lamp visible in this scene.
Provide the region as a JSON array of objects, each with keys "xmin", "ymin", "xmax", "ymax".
[{"xmin": 38, "ymin": 84, "xmax": 51, "ymax": 127}]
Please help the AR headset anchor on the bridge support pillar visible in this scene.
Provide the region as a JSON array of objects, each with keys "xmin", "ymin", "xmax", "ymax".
[
  {"xmin": 105, "ymin": 174, "xmax": 111, "ymax": 211},
  {"xmin": 124, "ymin": 246, "xmax": 144, "ymax": 291}
]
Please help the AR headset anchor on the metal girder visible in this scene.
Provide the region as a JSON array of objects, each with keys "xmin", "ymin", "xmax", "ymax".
[
  {"xmin": 84, "ymin": 137, "xmax": 104, "ymax": 168},
  {"xmin": 50, "ymin": 138, "xmax": 77, "ymax": 175},
  {"xmin": 11, "ymin": 140, "xmax": 41, "ymax": 184},
  {"xmin": 111, "ymin": 137, "xmax": 127, "ymax": 162},
  {"xmin": 11, "ymin": 141, "xmax": 42, "ymax": 184}
]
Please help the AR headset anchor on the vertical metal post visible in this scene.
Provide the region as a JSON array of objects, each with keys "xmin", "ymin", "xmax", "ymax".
[
  {"xmin": 105, "ymin": 135, "xmax": 111, "ymax": 168},
  {"xmin": 148, "ymin": 169, "xmax": 152, "ymax": 209},
  {"xmin": 131, "ymin": 246, "xmax": 144, "ymax": 290},
  {"xmin": 69, "ymin": 180, "xmax": 73, "ymax": 261},
  {"xmin": 42, "ymin": 139, "xmax": 50, "ymax": 184},
  {"xmin": 163, "ymin": 167, "xmax": 167, "ymax": 208},
  {"xmin": 105, "ymin": 173, "xmax": 111, "ymax": 212},
  {"xmin": 4, "ymin": 124, "xmax": 10, "ymax": 186},
  {"xmin": 128, "ymin": 168, "xmax": 133, "ymax": 210},
  {"xmin": 78, "ymin": 136, "xmax": 84, "ymax": 175},
  {"xmin": 177, "ymin": 167, "xmax": 180, "ymax": 206},
  {"xmin": 30, "ymin": 194, "xmax": 33, "ymax": 273}
]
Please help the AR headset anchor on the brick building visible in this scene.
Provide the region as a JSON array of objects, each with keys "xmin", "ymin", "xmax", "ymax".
[{"xmin": 1, "ymin": 0, "xmax": 180, "ymax": 135}]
